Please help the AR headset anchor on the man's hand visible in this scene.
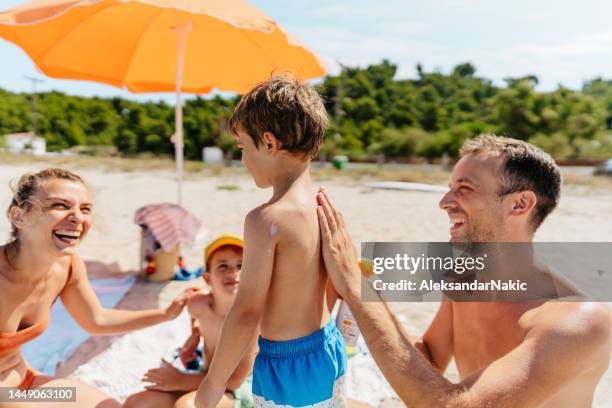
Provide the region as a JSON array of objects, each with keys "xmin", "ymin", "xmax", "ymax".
[
  {"xmin": 180, "ymin": 332, "xmax": 200, "ymax": 366},
  {"xmin": 195, "ymin": 378, "xmax": 226, "ymax": 408},
  {"xmin": 316, "ymin": 188, "xmax": 362, "ymax": 299},
  {"xmin": 142, "ymin": 359, "xmax": 185, "ymax": 392}
]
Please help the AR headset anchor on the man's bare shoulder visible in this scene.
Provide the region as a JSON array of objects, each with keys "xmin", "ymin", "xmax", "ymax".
[{"xmin": 523, "ymin": 301, "xmax": 612, "ymax": 360}]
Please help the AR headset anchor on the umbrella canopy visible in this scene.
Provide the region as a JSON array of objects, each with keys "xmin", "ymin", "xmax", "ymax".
[
  {"xmin": 0, "ymin": 0, "xmax": 325, "ymax": 93},
  {"xmin": 134, "ymin": 202, "xmax": 202, "ymax": 252},
  {"xmin": 0, "ymin": 0, "xmax": 326, "ymax": 204}
]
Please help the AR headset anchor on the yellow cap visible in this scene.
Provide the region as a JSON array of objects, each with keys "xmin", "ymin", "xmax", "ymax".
[{"xmin": 204, "ymin": 234, "xmax": 244, "ymax": 267}]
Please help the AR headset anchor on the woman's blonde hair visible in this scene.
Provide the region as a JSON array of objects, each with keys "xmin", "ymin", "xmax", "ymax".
[{"xmin": 7, "ymin": 168, "xmax": 85, "ymax": 242}]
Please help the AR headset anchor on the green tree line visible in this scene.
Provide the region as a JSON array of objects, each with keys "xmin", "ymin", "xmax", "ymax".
[{"xmin": 2, "ymin": 60, "xmax": 612, "ymax": 161}]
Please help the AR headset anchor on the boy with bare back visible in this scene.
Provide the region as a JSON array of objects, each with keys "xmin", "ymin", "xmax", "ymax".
[{"xmin": 195, "ymin": 76, "xmax": 347, "ymax": 408}]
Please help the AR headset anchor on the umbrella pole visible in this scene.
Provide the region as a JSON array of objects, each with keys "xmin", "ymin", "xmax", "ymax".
[{"xmin": 174, "ymin": 19, "xmax": 193, "ymax": 207}]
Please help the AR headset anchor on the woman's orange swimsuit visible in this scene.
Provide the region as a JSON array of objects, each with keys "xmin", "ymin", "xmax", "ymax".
[{"xmin": 0, "ymin": 256, "xmax": 74, "ymax": 389}]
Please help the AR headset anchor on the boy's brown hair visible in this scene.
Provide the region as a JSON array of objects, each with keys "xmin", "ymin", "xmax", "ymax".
[
  {"xmin": 460, "ymin": 134, "xmax": 561, "ymax": 230},
  {"xmin": 229, "ymin": 75, "xmax": 328, "ymax": 159}
]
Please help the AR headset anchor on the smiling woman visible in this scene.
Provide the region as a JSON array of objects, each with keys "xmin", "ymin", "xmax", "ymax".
[
  {"xmin": 6, "ymin": 169, "xmax": 90, "ymax": 258},
  {"xmin": 0, "ymin": 168, "xmax": 190, "ymax": 407}
]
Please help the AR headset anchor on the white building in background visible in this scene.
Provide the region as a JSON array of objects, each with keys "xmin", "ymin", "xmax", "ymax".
[
  {"xmin": 4, "ymin": 132, "xmax": 46, "ymax": 156},
  {"xmin": 202, "ymin": 146, "xmax": 223, "ymax": 164}
]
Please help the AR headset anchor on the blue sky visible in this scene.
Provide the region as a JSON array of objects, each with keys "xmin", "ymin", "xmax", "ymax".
[{"xmin": 2, "ymin": 0, "xmax": 612, "ymax": 103}]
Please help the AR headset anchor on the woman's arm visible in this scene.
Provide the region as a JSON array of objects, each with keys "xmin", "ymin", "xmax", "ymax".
[{"xmin": 60, "ymin": 255, "xmax": 188, "ymax": 335}]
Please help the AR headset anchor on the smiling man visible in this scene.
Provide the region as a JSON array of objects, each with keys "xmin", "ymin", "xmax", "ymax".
[
  {"xmin": 316, "ymin": 134, "xmax": 612, "ymax": 407},
  {"xmin": 442, "ymin": 135, "xmax": 560, "ymax": 243}
]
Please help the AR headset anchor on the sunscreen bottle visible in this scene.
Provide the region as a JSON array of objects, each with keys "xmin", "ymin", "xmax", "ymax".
[
  {"xmin": 335, "ymin": 259, "xmax": 374, "ymax": 356},
  {"xmin": 336, "ymin": 300, "xmax": 359, "ymax": 356}
]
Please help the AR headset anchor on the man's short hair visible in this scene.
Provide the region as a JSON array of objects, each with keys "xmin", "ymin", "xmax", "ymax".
[
  {"xmin": 460, "ymin": 134, "xmax": 561, "ymax": 230},
  {"xmin": 229, "ymin": 75, "xmax": 328, "ymax": 159}
]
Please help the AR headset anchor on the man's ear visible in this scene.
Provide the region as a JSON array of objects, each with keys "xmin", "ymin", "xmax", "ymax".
[
  {"xmin": 508, "ymin": 190, "xmax": 537, "ymax": 217},
  {"xmin": 203, "ymin": 272, "xmax": 211, "ymax": 285},
  {"xmin": 261, "ymin": 131, "xmax": 282, "ymax": 154}
]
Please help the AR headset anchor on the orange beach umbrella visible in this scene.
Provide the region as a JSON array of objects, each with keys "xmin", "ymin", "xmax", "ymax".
[{"xmin": 0, "ymin": 0, "xmax": 326, "ymax": 204}]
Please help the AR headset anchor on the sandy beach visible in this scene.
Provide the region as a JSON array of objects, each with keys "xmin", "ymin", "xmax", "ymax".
[{"xmin": 1, "ymin": 161, "xmax": 611, "ymax": 406}]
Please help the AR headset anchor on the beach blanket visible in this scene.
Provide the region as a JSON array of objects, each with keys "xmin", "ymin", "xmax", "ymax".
[
  {"xmin": 67, "ymin": 309, "xmax": 192, "ymax": 401},
  {"xmin": 20, "ymin": 273, "xmax": 399, "ymax": 404},
  {"xmin": 63, "ymin": 303, "xmax": 398, "ymax": 405}
]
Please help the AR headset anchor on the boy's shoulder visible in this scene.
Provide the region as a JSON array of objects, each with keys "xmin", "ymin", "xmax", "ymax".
[
  {"xmin": 246, "ymin": 201, "xmax": 285, "ymax": 227},
  {"xmin": 245, "ymin": 199, "xmax": 318, "ymax": 253},
  {"xmin": 245, "ymin": 203, "xmax": 283, "ymax": 242},
  {"xmin": 187, "ymin": 291, "xmax": 214, "ymax": 318},
  {"xmin": 246, "ymin": 200, "xmax": 307, "ymax": 233}
]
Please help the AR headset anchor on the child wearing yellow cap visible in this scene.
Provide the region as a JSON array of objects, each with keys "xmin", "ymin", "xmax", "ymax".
[{"xmin": 125, "ymin": 234, "xmax": 255, "ymax": 408}]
